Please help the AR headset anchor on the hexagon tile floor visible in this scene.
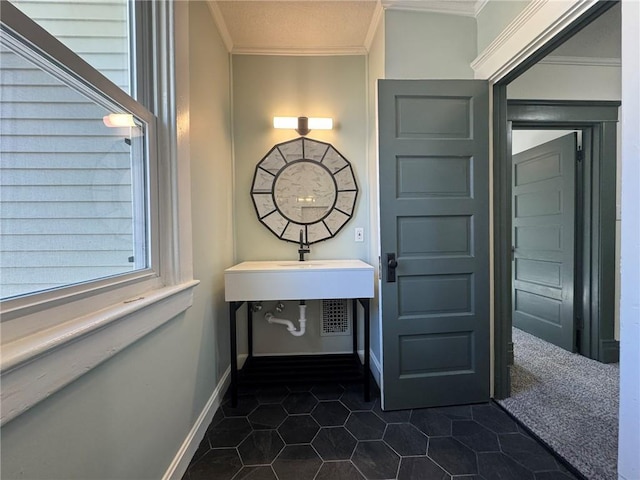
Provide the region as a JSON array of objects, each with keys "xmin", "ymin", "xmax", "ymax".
[{"xmin": 182, "ymin": 381, "xmax": 581, "ymax": 480}]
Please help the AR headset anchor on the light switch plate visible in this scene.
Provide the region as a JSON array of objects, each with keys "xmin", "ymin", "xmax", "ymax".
[{"xmin": 355, "ymin": 227, "xmax": 364, "ymax": 242}]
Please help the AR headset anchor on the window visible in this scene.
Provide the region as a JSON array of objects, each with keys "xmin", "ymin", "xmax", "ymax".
[
  {"xmin": 0, "ymin": 0, "xmax": 194, "ymax": 425},
  {"xmin": 1, "ymin": 1, "xmax": 157, "ymax": 303}
]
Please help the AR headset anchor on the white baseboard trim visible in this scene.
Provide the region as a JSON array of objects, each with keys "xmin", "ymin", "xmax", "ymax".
[
  {"xmin": 368, "ymin": 350, "xmax": 383, "ymax": 388},
  {"xmin": 238, "ymin": 353, "xmax": 248, "ymax": 369},
  {"xmin": 163, "ymin": 366, "xmax": 231, "ymax": 480},
  {"xmin": 358, "ymin": 349, "xmax": 382, "ymax": 388}
]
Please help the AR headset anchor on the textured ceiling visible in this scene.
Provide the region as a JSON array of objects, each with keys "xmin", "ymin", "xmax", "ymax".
[
  {"xmin": 209, "ymin": 1, "xmax": 482, "ymax": 54},
  {"xmin": 210, "ymin": 0, "xmax": 619, "ymax": 58},
  {"xmin": 215, "ymin": 1, "xmax": 378, "ymax": 53}
]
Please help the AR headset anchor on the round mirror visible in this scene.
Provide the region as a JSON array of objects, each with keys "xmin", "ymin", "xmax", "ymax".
[
  {"xmin": 251, "ymin": 137, "xmax": 358, "ymax": 245},
  {"xmin": 273, "ymin": 160, "xmax": 336, "ymax": 223}
]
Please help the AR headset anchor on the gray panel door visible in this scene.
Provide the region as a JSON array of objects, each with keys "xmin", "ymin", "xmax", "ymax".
[
  {"xmin": 378, "ymin": 80, "xmax": 490, "ymax": 410},
  {"xmin": 512, "ymin": 133, "xmax": 577, "ymax": 352}
]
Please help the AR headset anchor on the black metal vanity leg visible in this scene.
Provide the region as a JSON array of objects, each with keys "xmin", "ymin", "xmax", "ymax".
[
  {"xmin": 230, "ymin": 302, "xmax": 240, "ymax": 407},
  {"xmin": 352, "ymin": 299, "xmax": 358, "ymax": 354},
  {"xmin": 248, "ymin": 302, "xmax": 253, "ymax": 358},
  {"xmin": 360, "ymin": 298, "xmax": 371, "ymax": 402}
]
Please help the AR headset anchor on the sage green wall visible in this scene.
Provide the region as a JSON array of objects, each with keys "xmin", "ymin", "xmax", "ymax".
[
  {"xmin": 476, "ymin": 1, "xmax": 529, "ymax": 53},
  {"xmin": 550, "ymin": 2, "xmax": 620, "ymax": 59},
  {"xmin": 0, "ymin": 312, "xmax": 201, "ymax": 480},
  {"xmin": 507, "ymin": 64, "xmax": 621, "ymax": 100},
  {"xmin": 367, "ymin": 14, "xmax": 385, "ymax": 375},
  {"xmin": 507, "ymin": 1, "xmax": 621, "ymax": 100},
  {"xmin": 384, "ymin": 9, "xmax": 476, "ymax": 79},
  {"xmin": 232, "ymin": 55, "xmax": 369, "ymax": 356},
  {"xmin": 0, "ymin": 3, "xmax": 234, "ymax": 478},
  {"xmin": 188, "ymin": 0, "xmax": 235, "ymax": 389}
]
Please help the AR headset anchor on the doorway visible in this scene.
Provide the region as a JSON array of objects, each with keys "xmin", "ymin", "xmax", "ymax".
[
  {"xmin": 504, "ymin": 123, "xmax": 620, "ymax": 476},
  {"xmin": 510, "ymin": 113, "xmax": 619, "ymax": 362},
  {"xmin": 492, "ymin": 0, "xmax": 621, "ymax": 398},
  {"xmin": 496, "ymin": 99, "xmax": 620, "ymax": 397},
  {"xmin": 491, "ymin": 3, "xmax": 621, "ymax": 478},
  {"xmin": 512, "ymin": 130, "xmax": 580, "ymax": 353}
]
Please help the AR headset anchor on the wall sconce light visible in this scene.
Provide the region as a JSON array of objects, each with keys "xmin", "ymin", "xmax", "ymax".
[
  {"xmin": 103, "ymin": 113, "xmax": 136, "ymax": 128},
  {"xmin": 273, "ymin": 116, "xmax": 333, "ymax": 136}
]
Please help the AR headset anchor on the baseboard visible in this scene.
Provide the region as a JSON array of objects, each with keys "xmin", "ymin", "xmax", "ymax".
[
  {"xmin": 238, "ymin": 353, "xmax": 248, "ymax": 369},
  {"xmin": 357, "ymin": 349, "xmax": 382, "ymax": 388},
  {"xmin": 162, "ymin": 366, "xmax": 231, "ymax": 480},
  {"xmin": 358, "ymin": 350, "xmax": 382, "ymax": 388},
  {"xmin": 600, "ymin": 339, "xmax": 620, "ymax": 363}
]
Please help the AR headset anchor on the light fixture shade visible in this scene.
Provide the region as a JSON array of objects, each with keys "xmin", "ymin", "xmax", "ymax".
[
  {"xmin": 273, "ymin": 116, "xmax": 333, "ymax": 132},
  {"xmin": 307, "ymin": 117, "xmax": 333, "ymax": 130},
  {"xmin": 273, "ymin": 117, "xmax": 299, "ymax": 129}
]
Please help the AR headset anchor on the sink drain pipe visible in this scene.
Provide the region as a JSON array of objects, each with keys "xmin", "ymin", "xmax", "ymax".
[{"xmin": 265, "ymin": 301, "xmax": 306, "ymax": 337}]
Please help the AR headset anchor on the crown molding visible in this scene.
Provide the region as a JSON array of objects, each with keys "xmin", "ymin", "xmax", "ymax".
[
  {"xmin": 471, "ymin": 0, "xmax": 599, "ymax": 81},
  {"xmin": 206, "ymin": 0, "xmax": 233, "ymax": 53},
  {"xmin": 364, "ymin": 1, "xmax": 384, "ymax": 52},
  {"xmin": 539, "ymin": 55, "xmax": 621, "ymax": 67},
  {"xmin": 231, "ymin": 46, "xmax": 369, "ymax": 56},
  {"xmin": 382, "ymin": 0, "xmax": 482, "ymax": 17}
]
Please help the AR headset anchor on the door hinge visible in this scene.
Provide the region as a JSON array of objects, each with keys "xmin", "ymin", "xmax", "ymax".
[
  {"xmin": 576, "ymin": 315, "xmax": 584, "ymax": 329},
  {"xmin": 576, "ymin": 149, "xmax": 583, "ymax": 162}
]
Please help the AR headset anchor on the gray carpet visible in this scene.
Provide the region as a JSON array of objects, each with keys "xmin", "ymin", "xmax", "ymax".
[{"xmin": 498, "ymin": 328, "xmax": 619, "ymax": 480}]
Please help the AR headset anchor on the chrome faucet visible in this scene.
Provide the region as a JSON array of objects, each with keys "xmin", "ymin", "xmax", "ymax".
[{"xmin": 298, "ymin": 229, "xmax": 310, "ymax": 261}]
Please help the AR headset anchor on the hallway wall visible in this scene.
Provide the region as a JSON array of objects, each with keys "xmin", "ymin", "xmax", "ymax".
[{"xmin": 508, "ymin": 62, "xmax": 620, "ymax": 100}]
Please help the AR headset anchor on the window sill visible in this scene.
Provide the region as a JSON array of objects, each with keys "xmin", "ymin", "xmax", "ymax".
[{"xmin": 0, "ymin": 280, "xmax": 199, "ymax": 426}]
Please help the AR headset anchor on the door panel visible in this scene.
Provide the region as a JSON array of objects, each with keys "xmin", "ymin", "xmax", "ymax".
[
  {"xmin": 397, "ymin": 156, "xmax": 472, "ymax": 197},
  {"xmin": 398, "ymin": 216, "xmax": 472, "ymax": 257},
  {"xmin": 379, "ymin": 80, "xmax": 490, "ymax": 410},
  {"xmin": 512, "ymin": 133, "xmax": 576, "ymax": 352}
]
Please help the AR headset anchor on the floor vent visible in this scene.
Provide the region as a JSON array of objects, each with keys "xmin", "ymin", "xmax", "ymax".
[{"xmin": 321, "ymin": 299, "xmax": 351, "ymax": 336}]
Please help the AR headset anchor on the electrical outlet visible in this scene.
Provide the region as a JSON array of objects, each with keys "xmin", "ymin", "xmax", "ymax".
[{"xmin": 355, "ymin": 227, "xmax": 364, "ymax": 242}]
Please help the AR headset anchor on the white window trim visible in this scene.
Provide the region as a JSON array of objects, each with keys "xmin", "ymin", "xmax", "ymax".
[
  {"xmin": 1, "ymin": 280, "xmax": 198, "ymax": 425},
  {"xmin": 0, "ymin": 2, "xmax": 197, "ymax": 426}
]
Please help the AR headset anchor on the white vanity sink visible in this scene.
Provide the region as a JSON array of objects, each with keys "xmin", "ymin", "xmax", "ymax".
[{"xmin": 224, "ymin": 259, "xmax": 374, "ymax": 301}]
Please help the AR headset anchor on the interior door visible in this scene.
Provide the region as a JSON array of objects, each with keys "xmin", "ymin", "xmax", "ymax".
[
  {"xmin": 378, "ymin": 80, "xmax": 490, "ymax": 410},
  {"xmin": 512, "ymin": 133, "xmax": 577, "ymax": 352}
]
